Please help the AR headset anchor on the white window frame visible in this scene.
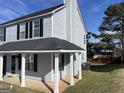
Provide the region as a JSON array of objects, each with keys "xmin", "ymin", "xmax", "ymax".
[
  {"xmin": 32, "ymin": 19, "xmax": 40, "ymax": 37},
  {"xmin": 20, "ymin": 23, "xmax": 26, "ymax": 39},
  {"xmin": 25, "ymin": 54, "xmax": 34, "ymax": 71}
]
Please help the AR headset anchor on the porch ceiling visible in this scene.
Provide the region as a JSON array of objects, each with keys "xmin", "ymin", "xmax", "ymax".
[{"xmin": 0, "ymin": 37, "xmax": 84, "ymax": 53}]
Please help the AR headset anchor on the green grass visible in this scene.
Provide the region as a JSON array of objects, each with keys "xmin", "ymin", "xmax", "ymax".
[
  {"xmin": 64, "ymin": 64, "xmax": 124, "ymax": 93},
  {"xmin": 0, "ymin": 64, "xmax": 124, "ymax": 93},
  {"xmin": 0, "ymin": 82, "xmax": 44, "ymax": 93}
]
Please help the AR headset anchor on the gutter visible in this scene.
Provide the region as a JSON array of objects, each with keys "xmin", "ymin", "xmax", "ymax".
[{"xmin": 0, "ymin": 50, "xmax": 84, "ymax": 54}]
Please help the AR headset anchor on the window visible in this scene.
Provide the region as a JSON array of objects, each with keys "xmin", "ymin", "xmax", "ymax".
[
  {"xmin": 0, "ymin": 28, "xmax": 5, "ymax": 41},
  {"xmin": 25, "ymin": 54, "xmax": 34, "ymax": 71},
  {"xmin": 33, "ymin": 20, "xmax": 40, "ymax": 37},
  {"xmin": 20, "ymin": 23, "xmax": 26, "ymax": 39}
]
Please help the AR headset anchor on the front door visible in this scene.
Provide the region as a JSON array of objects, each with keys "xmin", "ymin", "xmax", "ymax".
[{"xmin": 11, "ymin": 56, "xmax": 16, "ymax": 74}]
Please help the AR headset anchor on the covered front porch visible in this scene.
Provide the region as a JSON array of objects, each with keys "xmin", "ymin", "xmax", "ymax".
[
  {"xmin": 0, "ymin": 37, "xmax": 85, "ymax": 93},
  {"xmin": 3, "ymin": 73, "xmax": 79, "ymax": 93}
]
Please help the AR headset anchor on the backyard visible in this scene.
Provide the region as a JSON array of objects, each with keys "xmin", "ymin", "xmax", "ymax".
[
  {"xmin": 64, "ymin": 64, "xmax": 124, "ymax": 93},
  {"xmin": 1, "ymin": 64, "xmax": 124, "ymax": 93}
]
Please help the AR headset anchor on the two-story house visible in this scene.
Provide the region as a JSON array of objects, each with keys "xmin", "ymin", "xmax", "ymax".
[{"xmin": 0, "ymin": 0, "xmax": 87, "ymax": 93}]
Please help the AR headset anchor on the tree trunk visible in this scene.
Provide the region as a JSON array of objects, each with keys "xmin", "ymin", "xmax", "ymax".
[
  {"xmin": 121, "ymin": 19, "xmax": 124, "ymax": 62},
  {"xmin": 121, "ymin": 43, "xmax": 124, "ymax": 61}
]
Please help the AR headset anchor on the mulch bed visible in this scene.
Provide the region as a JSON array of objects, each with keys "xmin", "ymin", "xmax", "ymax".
[{"xmin": 89, "ymin": 57, "xmax": 116, "ymax": 65}]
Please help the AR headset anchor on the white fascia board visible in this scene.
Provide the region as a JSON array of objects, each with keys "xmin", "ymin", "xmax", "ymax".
[
  {"xmin": 60, "ymin": 50, "xmax": 84, "ymax": 53},
  {"xmin": 0, "ymin": 50, "xmax": 60, "ymax": 54},
  {"xmin": 0, "ymin": 50, "xmax": 84, "ymax": 54},
  {"xmin": 52, "ymin": 4, "xmax": 66, "ymax": 13}
]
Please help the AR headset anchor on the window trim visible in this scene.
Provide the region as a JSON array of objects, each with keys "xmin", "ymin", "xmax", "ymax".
[
  {"xmin": 32, "ymin": 19, "xmax": 40, "ymax": 38},
  {"xmin": 19, "ymin": 23, "xmax": 26, "ymax": 39},
  {"xmin": 25, "ymin": 54, "xmax": 34, "ymax": 71}
]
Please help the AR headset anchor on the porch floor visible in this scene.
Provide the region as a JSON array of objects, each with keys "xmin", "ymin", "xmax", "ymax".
[{"xmin": 3, "ymin": 74, "xmax": 79, "ymax": 93}]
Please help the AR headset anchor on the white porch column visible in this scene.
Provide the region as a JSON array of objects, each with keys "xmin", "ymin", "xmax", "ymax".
[
  {"xmin": 0, "ymin": 55, "xmax": 3, "ymax": 81},
  {"xmin": 54, "ymin": 53, "xmax": 59, "ymax": 93},
  {"xmin": 51, "ymin": 53, "xmax": 54, "ymax": 82},
  {"xmin": 78, "ymin": 53, "xmax": 82, "ymax": 80},
  {"xmin": 70, "ymin": 53, "xmax": 74, "ymax": 86},
  {"xmin": 21, "ymin": 54, "xmax": 26, "ymax": 87}
]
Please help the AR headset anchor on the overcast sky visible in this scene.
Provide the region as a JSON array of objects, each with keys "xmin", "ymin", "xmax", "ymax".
[{"xmin": 0, "ymin": 0, "xmax": 123, "ymax": 35}]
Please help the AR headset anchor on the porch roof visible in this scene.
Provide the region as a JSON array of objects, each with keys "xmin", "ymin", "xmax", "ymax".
[{"xmin": 0, "ymin": 37, "xmax": 84, "ymax": 53}]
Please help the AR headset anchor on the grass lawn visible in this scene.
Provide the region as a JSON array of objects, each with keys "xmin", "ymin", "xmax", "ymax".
[
  {"xmin": 0, "ymin": 82, "xmax": 44, "ymax": 93},
  {"xmin": 64, "ymin": 64, "xmax": 124, "ymax": 93},
  {"xmin": 0, "ymin": 64, "xmax": 124, "ymax": 93}
]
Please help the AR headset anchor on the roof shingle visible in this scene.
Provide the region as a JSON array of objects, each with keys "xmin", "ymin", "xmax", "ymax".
[{"xmin": 0, "ymin": 37, "xmax": 83, "ymax": 51}]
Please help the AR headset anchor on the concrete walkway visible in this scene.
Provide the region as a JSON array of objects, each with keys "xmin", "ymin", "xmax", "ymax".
[{"xmin": 3, "ymin": 74, "xmax": 79, "ymax": 93}]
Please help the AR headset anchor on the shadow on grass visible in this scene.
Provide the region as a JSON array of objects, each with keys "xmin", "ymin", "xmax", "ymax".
[
  {"xmin": 90, "ymin": 57, "xmax": 124, "ymax": 72},
  {"xmin": 90, "ymin": 64, "xmax": 124, "ymax": 72}
]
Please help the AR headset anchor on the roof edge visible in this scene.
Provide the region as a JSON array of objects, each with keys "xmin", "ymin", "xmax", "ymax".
[
  {"xmin": 0, "ymin": 4, "xmax": 65, "ymax": 28},
  {"xmin": 0, "ymin": 50, "xmax": 84, "ymax": 54}
]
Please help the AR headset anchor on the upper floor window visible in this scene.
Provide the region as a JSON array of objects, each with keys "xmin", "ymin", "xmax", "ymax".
[
  {"xmin": 33, "ymin": 20, "xmax": 40, "ymax": 37},
  {"xmin": 20, "ymin": 23, "xmax": 26, "ymax": 39},
  {"xmin": 0, "ymin": 28, "xmax": 5, "ymax": 41}
]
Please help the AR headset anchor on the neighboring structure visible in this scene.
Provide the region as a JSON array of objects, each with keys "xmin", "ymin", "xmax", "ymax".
[
  {"xmin": 0, "ymin": 0, "xmax": 87, "ymax": 93},
  {"xmin": 92, "ymin": 44, "xmax": 115, "ymax": 58}
]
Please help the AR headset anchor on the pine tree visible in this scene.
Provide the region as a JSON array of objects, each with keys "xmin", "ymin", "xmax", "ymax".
[{"xmin": 99, "ymin": 2, "xmax": 124, "ymax": 61}]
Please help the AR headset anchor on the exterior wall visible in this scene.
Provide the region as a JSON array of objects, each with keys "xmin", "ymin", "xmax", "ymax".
[
  {"xmin": 64, "ymin": 0, "xmax": 87, "ymax": 63},
  {"xmin": 6, "ymin": 55, "xmax": 11, "ymax": 74},
  {"xmin": 64, "ymin": 53, "xmax": 70, "ymax": 77},
  {"xmin": 6, "ymin": 25, "xmax": 17, "ymax": 42},
  {"xmin": 73, "ymin": 53, "xmax": 79, "ymax": 75},
  {"xmin": 6, "ymin": 53, "xmax": 53, "ymax": 82},
  {"xmin": 52, "ymin": 8, "xmax": 66, "ymax": 40},
  {"xmin": 5, "ymin": 53, "xmax": 73, "ymax": 82},
  {"xmin": 64, "ymin": 0, "xmax": 71, "ymax": 41},
  {"xmin": 5, "ymin": 16, "xmax": 52, "ymax": 42},
  {"xmin": 43, "ymin": 16, "xmax": 52, "ymax": 37}
]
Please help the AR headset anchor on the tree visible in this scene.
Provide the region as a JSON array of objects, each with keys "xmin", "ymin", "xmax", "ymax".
[
  {"xmin": 99, "ymin": 33, "xmax": 113, "ymax": 44},
  {"xmin": 87, "ymin": 32, "xmax": 99, "ymax": 58},
  {"xmin": 99, "ymin": 2, "xmax": 124, "ymax": 61}
]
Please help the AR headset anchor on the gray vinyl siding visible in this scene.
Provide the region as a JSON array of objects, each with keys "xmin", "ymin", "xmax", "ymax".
[
  {"xmin": 6, "ymin": 25, "xmax": 17, "ymax": 42},
  {"xmin": 71, "ymin": 0, "xmax": 86, "ymax": 49},
  {"xmin": 5, "ymin": 16, "xmax": 52, "ymax": 42},
  {"xmin": 64, "ymin": 0, "xmax": 87, "ymax": 49},
  {"xmin": 43, "ymin": 16, "xmax": 52, "ymax": 37},
  {"xmin": 52, "ymin": 8, "xmax": 66, "ymax": 40},
  {"xmin": 6, "ymin": 53, "xmax": 53, "ymax": 82},
  {"xmin": 65, "ymin": 0, "xmax": 87, "ymax": 64},
  {"xmin": 65, "ymin": 0, "xmax": 71, "ymax": 41},
  {"xmin": 5, "ymin": 53, "xmax": 72, "ymax": 82}
]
